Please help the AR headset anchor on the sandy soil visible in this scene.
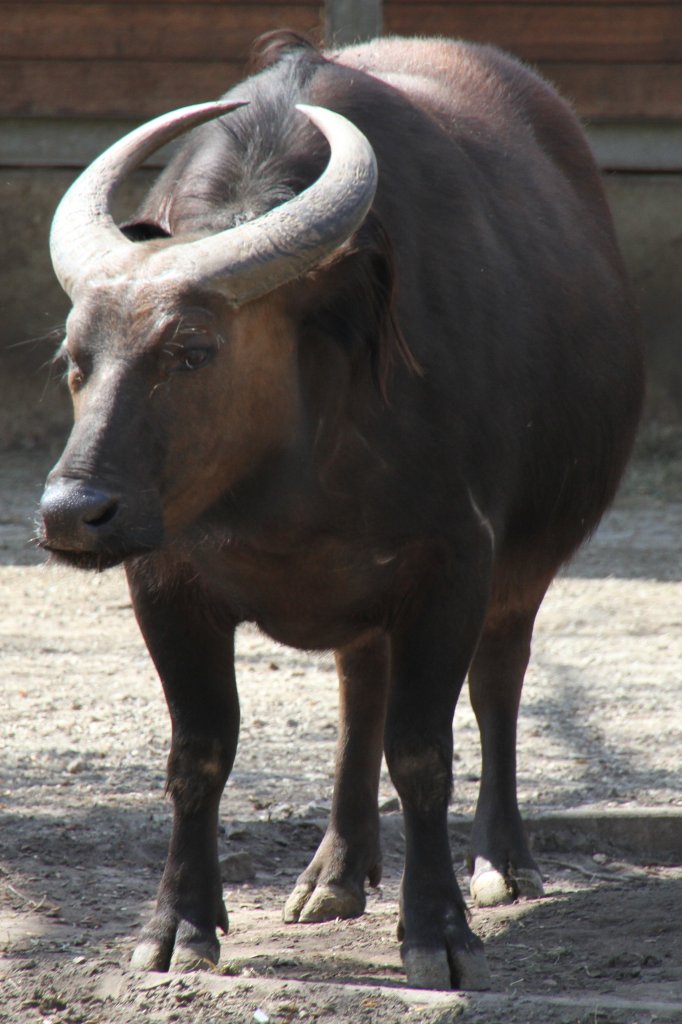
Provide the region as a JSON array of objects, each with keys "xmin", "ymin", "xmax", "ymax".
[{"xmin": 1, "ymin": 446, "xmax": 681, "ymax": 1023}]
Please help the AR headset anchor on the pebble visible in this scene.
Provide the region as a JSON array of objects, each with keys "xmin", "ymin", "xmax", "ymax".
[
  {"xmin": 297, "ymin": 801, "xmax": 330, "ymax": 819},
  {"xmin": 220, "ymin": 851, "xmax": 255, "ymax": 883},
  {"xmin": 270, "ymin": 803, "xmax": 293, "ymax": 819},
  {"xmin": 379, "ymin": 797, "xmax": 401, "ymax": 814}
]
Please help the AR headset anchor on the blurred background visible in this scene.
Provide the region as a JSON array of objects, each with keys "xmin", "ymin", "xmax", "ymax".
[{"xmin": 1, "ymin": 0, "xmax": 680, "ymax": 449}]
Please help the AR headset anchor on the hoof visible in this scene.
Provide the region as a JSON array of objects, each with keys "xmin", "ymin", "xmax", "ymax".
[
  {"xmin": 131, "ymin": 921, "xmax": 221, "ymax": 973},
  {"xmin": 402, "ymin": 947, "xmax": 451, "ymax": 990},
  {"xmin": 470, "ymin": 868, "xmax": 514, "ymax": 907},
  {"xmin": 131, "ymin": 940, "xmax": 168, "ymax": 972},
  {"xmin": 512, "ymin": 867, "xmax": 545, "ymax": 898},
  {"xmin": 452, "ymin": 947, "xmax": 492, "ymax": 990},
  {"xmin": 284, "ymin": 881, "xmax": 365, "ymax": 923},
  {"xmin": 471, "ymin": 866, "xmax": 545, "ymax": 907},
  {"xmin": 169, "ymin": 921, "xmax": 220, "ymax": 972},
  {"xmin": 169, "ymin": 943, "xmax": 218, "ymax": 973},
  {"xmin": 402, "ymin": 946, "xmax": 491, "ymax": 991}
]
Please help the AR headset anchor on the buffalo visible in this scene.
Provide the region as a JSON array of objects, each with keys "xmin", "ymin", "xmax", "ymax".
[{"xmin": 39, "ymin": 32, "xmax": 643, "ymax": 990}]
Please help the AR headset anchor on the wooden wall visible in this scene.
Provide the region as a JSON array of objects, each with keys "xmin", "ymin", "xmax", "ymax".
[
  {"xmin": 0, "ymin": 1, "xmax": 323, "ymax": 119},
  {"xmin": 0, "ymin": 1, "xmax": 680, "ymax": 434},
  {"xmin": 1, "ymin": 1, "xmax": 679, "ymax": 122}
]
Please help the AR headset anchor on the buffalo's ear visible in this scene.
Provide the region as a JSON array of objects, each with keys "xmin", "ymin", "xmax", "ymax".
[
  {"xmin": 308, "ymin": 211, "xmax": 421, "ymax": 402},
  {"xmin": 351, "ymin": 213, "xmax": 423, "ymax": 398},
  {"xmin": 120, "ymin": 221, "xmax": 172, "ymax": 242}
]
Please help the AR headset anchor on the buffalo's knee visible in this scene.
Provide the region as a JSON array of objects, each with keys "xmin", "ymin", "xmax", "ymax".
[
  {"xmin": 167, "ymin": 736, "xmax": 233, "ymax": 813},
  {"xmin": 385, "ymin": 738, "xmax": 453, "ymax": 814}
]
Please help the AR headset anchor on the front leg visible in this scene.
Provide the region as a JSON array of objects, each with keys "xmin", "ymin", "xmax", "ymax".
[
  {"xmin": 126, "ymin": 560, "xmax": 239, "ymax": 972},
  {"xmin": 386, "ymin": 550, "xmax": 493, "ymax": 991}
]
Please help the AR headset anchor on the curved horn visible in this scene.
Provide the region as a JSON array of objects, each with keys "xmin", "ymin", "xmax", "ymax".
[
  {"xmin": 149, "ymin": 104, "xmax": 378, "ymax": 305},
  {"xmin": 49, "ymin": 100, "xmax": 247, "ymax": 297}
]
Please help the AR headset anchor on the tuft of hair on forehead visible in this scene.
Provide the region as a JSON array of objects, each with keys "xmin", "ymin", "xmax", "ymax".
[
  {"xmin": 135, "ymin": 34, "xmax": 329, "ymax": 238},
  {"xmin": 248, "ymin": 29, "xmax": 324, "ymax": 74},
  {"xmin": 127, "ymin": 30, "xmax": 420, "ymax": 398}
]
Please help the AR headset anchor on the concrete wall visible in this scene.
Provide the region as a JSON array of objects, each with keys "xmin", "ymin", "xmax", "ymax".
[
  {"xmin": 1, "ymin": 167, "xmax": 680, "ymax": 449},
  {"xmin": 606, "ymin": 174, "xmax": 682, "ymax": 424}
]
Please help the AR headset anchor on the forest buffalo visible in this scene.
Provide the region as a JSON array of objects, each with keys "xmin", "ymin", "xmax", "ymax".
[{"xmin": 39, "ymin": 33, "xmax": 643, "ymax": 989}]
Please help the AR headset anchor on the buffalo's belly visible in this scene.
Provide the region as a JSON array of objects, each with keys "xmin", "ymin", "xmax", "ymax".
[
  {"xmin": 254, "ymin": 608, "xmax": 378, "ymax": 652},
  {"xmin": 185, "ymin": 536, "xmax": 414, "ymax": 651}
]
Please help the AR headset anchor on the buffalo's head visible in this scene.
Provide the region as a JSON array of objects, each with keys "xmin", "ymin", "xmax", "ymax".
[{"xmin": 38, "ymin": 101, "xmax": 377, "ymax": 568}]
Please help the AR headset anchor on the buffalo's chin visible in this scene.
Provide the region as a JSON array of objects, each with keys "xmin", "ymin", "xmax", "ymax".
[{"xmin": 43, "ymin": 547, "xmax": 130, "ymax": 572}]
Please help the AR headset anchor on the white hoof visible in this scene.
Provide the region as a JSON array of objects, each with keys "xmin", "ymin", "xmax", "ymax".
[{"xmin": 470, "ymin": 868, "xmax": 514, "ymax": 906}]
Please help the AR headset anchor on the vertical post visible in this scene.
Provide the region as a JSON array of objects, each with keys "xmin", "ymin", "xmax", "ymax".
[{"xmin": 324, "ymin": 0, "xmax": 383, "ymax": 46}]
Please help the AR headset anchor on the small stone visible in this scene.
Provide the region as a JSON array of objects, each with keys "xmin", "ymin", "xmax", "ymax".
[
  {"xmin": 253, "ymin": 1010, "xmax": 269, "ymax": 1024},
  {"xmin": 174, "ymin": 988, "xmax": 198, "ymax": 1005},
  {"xmin": 297, "ymin": 802, "xmax": 327, "ymax": 820},
  {"xmin": 270, "ymin": 803, "xmax": 293, "ymax": 819},
  {"xmin": 220, "ymin": 851, "xmax": 255, "ymax": 883},
  {"xmin": 228, "ymin": 826, "xmax": 249, "ymax": 840},
  {"xmin": 379, "ymin": 797, "xmax": 401, "ymax": 814},
  {"xmin": 218, "ymin": 960, "xmax": 241, "ymax": 977}
]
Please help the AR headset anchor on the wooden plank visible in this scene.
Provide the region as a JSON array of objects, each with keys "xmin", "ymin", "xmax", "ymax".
[
  {"xmin": 383, "ymin": 4, "xmax": 682, "ymax": 62},
  {"xmin": 5, "ymin": 116, "xmax": 682, "ymax": 172},
  {"xmin": 0, "ymin": 118, "xmax": 147, "ymax": 168},
  {"xmin": 0, "ymin": 0, "xmax": 319, "ymax": 4},
  {"xmin": 538, "ymin": 62, "xmax": 682, "ymax": 121},
  {"xmin": 0, "ymin": 61, "xmax": 247, "ymax": 118},
  {"xmin": 1, "ymin": 57, "xmax": 679, "ymax": 122},
  {"xmin": 325, "ymin": 0, "xmax": 382, "ymax": 44},
  {"xmin": 1, "ymin": 0, "xmax": 666, "ymax": 5},
  {"xmin": 385, "ymin": 0, "xmax": 673, "ymax": 4},
  {"xmin": 0, "ymin": 4, "xmax": 323, "ymax": 60},
  {"xmin": 4, "ymin": 3, "xmax": 679, "ymax": 63},
  {"xmin": 587, "ymin": 123, "xmax": 682, "ymax": 172},
  {"xmin": 0, "ymin": 0, "xmax": 665, "ymax": 4}
]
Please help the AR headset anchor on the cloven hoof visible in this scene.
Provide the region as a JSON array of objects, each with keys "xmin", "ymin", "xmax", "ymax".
[
  {"xmin": 402, "ymin": 946, "xmax": 492, "ymax": 991},
  {"xmin": 131, "ymin": 933, "xmax": 220, "ymax": 973},
  {"xmin": 130, "ymin": 940, "xmax": 168, "ymax": 972},
  {"xmin": 470, "ymin": 866, "xmax": 545, "ymax": 907},
  {"xmin": 169, "ymin": 944, "xmax": 219, "ymax": 973},
  {"xmin": 283, "ymin": 881, "xmax": 365, "ymax": 923}
]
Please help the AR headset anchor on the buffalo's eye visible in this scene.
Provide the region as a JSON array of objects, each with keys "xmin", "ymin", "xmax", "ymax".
[
  {"xmin": 161, "ymin": 316, "xmax": 218, "ymax": 373},
  {"xmin": 67, "ymin": 360, "xmax": 86, "ymax": 391},
  {"xmin": 55, "ymin": 340, "xmax": 87, "ymax": 392},
  {"xmin": 177, "ymin": 346, "xmax": 214, "ymax": 371}
]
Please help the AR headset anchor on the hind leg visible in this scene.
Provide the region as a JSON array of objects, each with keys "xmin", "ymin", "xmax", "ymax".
[
  {"xmin": 284, "ymin": 632, "xmax": 388, "ymax": 923},
  {"xmin": 467, "ymin": 592, "xmax": 548, "ymax": 907}
]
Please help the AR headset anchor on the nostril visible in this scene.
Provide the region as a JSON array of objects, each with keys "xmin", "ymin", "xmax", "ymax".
[
  {"xmin": 82, "ymin": 498, "xmax": 119, "ymax": 528},
  {"xmin": 40, "ymin": 479, "xmax": 121, "ymax": 550}
]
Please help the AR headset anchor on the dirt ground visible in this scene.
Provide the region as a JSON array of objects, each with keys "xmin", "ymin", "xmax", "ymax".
[{"xmin": 1, "ymin": 443, "xmax": 681, "ymax": 1024}]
